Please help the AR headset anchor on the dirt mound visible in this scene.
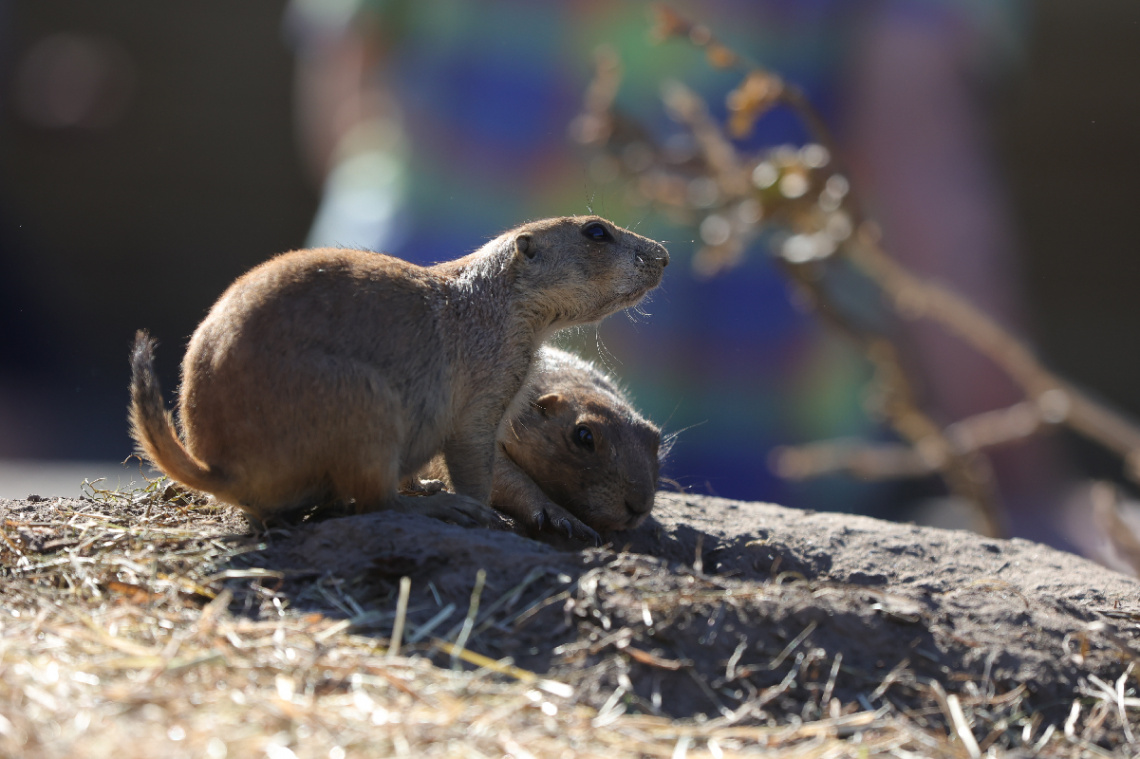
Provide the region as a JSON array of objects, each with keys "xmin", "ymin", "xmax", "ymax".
[
  {"xmin": 240, "ymin": 493, "xmax": 1140, "ymax": 726},
  {"xmin": 4, "ymin": 490, "xmax": 1138, "ymax": 756}
]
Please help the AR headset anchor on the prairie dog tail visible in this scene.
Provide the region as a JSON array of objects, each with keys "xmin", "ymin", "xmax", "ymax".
[{"xmin": 129, "ymin": 330, "xmax": 227, "ymax": 495}]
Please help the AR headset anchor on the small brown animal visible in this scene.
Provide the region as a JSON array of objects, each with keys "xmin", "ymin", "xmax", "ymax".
[
  {"xmin": 481, "ymin": 346, "xmax": 665, "ymax": 543},
  {"xmin": 129, "ymin": 216, "xmax": 668, "ymax": 524}
]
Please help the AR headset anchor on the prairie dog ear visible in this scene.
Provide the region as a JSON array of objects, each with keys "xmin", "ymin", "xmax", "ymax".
[
  {"xmin": 532, "ymin": 392, "xmax": 565, "ymax": 416},
  {"xmin": 515, "ymin": 233, "xmax": 535, "ymax": 259}
]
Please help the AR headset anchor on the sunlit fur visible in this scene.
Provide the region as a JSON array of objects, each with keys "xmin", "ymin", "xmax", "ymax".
[{"xmin": 129, "ymin": 216, "xmax": 667, "ymax": 523}]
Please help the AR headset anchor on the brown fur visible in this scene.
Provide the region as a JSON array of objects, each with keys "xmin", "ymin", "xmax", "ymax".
[
  {"xmin": 420, "ymin": 346, "xmax": 661, "ymax": 543},
  {"xmin": 129, "ymin": 216, "xmax": 668, "ymax": 523}
]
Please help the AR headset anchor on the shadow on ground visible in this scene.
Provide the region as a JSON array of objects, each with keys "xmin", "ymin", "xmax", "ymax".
[{"xmin": 218, "ymin": 492, "xmax": 1140, "ymax": 725}]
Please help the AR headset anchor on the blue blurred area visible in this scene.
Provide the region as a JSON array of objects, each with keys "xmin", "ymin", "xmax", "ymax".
[{"xmin": 283, "ymin": 0, "xmax": 1012, "ymax": 515}]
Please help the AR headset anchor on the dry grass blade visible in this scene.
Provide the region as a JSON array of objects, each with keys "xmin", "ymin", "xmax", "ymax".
[
  {"xmin": 449, "ymin": 568, "xmax": 486, "ymax": 668},
  {"xmin": 768, "ymin": 620, "xmax": 816, "ymax": 670},
  {"xmin": 388, "ymin": 576, "xmax": 412, "ymax": 658}
]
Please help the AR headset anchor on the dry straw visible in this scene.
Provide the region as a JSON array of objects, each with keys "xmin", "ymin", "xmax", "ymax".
[{"xmin": 1, "ymin": 479, "xmax": 1135, "ymax": 756}]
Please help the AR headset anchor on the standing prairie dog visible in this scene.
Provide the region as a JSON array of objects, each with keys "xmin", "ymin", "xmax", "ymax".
[
  {"xmin": 417, "ymin": 346, "xmax": 663, "ymax": 543},
  {"xmin": 129, "ymin": 216, "xmax": 668, "ymax": 524}
]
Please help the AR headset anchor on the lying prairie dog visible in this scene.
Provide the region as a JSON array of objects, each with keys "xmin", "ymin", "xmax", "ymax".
[
  {"xmin": 416, "ymin": 346, "xmax": 663, "ymax": 543},
  {"xmin": 129, "ymin": 216, "xmax": 668, "ymax": 525}
]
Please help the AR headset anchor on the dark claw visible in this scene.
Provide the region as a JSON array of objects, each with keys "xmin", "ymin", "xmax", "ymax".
[
  {"xmin": 535, "ymin": 509, "xmax": 547, "ymax": 531},
  {"xmin": 554, "ymin": 517, "xmax": 574, "ymax": 540},
  {"xmin": 583, "ymin": 525, "xmax": 602, "ymax": 547}
]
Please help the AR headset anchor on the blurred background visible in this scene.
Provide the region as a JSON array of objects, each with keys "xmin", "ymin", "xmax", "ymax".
[{"xmin": 1, "ymin": 1, "xmax": 1139, "ymax": 560}]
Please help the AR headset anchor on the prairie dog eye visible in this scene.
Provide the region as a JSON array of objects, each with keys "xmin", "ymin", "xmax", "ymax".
[
  {"xmin": 574, "ymin": 424, "xmax": 595, "ymax": 451},
  {"xmin": 581, "ymin": 222, "xmax": 614, "ymax": 243}
]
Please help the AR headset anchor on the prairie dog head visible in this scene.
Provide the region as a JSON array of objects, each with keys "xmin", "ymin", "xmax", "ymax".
[
  {"xmin": 503, "ymin": 354, "xmax": 661, "ymax": 532},
  {"xmin": 508, "ymin": 216, "xmax": 668, "ymax": 330}
]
